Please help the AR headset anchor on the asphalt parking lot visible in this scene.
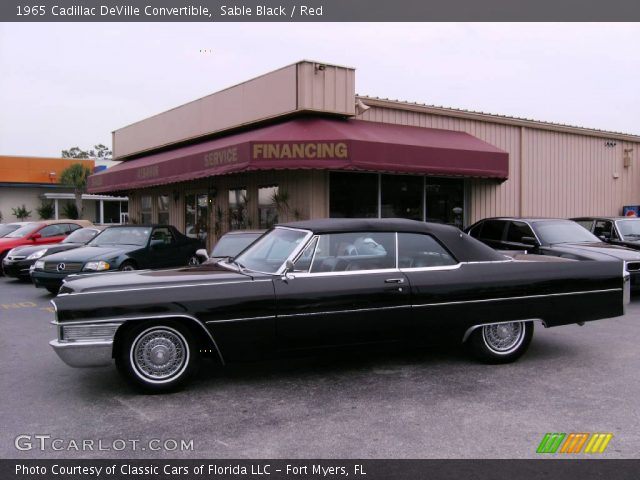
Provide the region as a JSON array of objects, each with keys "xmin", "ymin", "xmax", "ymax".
[{"xmin": 1, "ymin": 275, "xmax": 639, "ymax": 459}]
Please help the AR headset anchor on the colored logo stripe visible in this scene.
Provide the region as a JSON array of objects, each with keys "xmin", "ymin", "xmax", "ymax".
[
  {"xmin": 584, "ymin": 433, "xmax": 613, "ymax": 454},
  {"xmin": 537, "ymin": 433, "xmax": 613, "ymax": 454},
  {"xmin": 537, "ymin": 433, "xmax": 566, "ymax": 453}
]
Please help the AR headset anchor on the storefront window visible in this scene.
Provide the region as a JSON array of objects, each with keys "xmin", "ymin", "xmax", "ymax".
[
  {"xmin": 157, "ymin": 195, "xmax": 170, "ymax": 225},
  {"xmin": 425, "ymin": 178, "xmax": 464, "ymax": 228},
  {"xmin": 140, "ymin": 195, "xmax": 152, "ymax": 224},
  {"xmin": 381, "ymin": 175, "xmax": 423, "ymax": 220},
  {"xmin": 329, "ymin": 172, "xmax": 378, "ymax": 218},
  {"xmin": 229, "ymin": 187, "xmax": 248, "ymax": 230},
  {"xmin": 258, "ymin": 185, "xmax": 278, "ymax": 229},
  {"xmin": 185, "ymin": 193, "xmax": 209, "ymax": 242}
]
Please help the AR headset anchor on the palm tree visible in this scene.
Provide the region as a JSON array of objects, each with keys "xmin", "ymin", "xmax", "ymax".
[{"xmin": 59, "ymin": 163, "xmax": 92, "ymax": 218}]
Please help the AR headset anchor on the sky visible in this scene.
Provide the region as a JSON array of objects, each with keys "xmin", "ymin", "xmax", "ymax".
[{"xmin": 1, "ymin": 22, "xmax": 639, "ymax": 157}]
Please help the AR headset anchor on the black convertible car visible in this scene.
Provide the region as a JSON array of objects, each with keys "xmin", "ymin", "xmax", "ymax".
[
  {"xmin": 32, "ymin": 225, "xmax": 203, "ymax": 293},
  {"xmin": 49, "ymin": 219, "xmax": 629, "ymax": 392}
]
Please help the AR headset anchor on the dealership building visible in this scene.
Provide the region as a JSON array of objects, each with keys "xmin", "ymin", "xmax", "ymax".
[{"xmin": 88, "ymin": 60, "xmax": 640, "ymax": 248}]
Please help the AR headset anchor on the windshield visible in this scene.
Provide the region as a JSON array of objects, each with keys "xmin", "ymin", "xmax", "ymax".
[
  {"xmin": 0, "ymin": 224, "xmax": 22, "ymax": 237},
  {"xmin": 88, "ymin": 227, "xmax": 151, "ymax": 247},
  {"xmin": 211, "ymin": 233, "xmax": 262, "ymax": 258},
  {"xmin": 617, "ymin": 219, "xmax": 640, "ymax": 239},
  {"xmin": 534, "ymin": 220, "xmax": 600, "ymax": 244},
  {"xmin": 231, "ymin": 227, "xmax": 309, "ymax": 273},
  {"xmin": 4, "ymin": 224, "xmax": 39, "ymax": 238},
  {"xmin": 63, "ymin": 228, "xmax": 100, "ymax": 244}
]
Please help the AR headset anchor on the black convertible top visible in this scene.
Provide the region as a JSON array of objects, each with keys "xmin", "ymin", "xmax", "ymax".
[{"xmin": 279, "ymin": 218, "xmax": 506, "ymax": 262}]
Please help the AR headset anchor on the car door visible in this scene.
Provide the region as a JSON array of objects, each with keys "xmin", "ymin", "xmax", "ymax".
[
  {"xmin": 36, "ymin": 224, "xmax": 67, "ymax": 245},
  {"xmin": 397, "ymin": 232, "xmax": 468, "ymax": 335},
  {"xmin": 274, "ymin": 231, "xmax": 411, "ymax": 349},
  {"xmin": 147, "ymin": 227, "xmax": 182, "ymax": 268}
]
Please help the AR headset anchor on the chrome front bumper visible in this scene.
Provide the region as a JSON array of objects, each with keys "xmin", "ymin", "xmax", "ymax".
[{"xmin": 49, "ymin": 339, "xmax": 113, "ymax": 368}]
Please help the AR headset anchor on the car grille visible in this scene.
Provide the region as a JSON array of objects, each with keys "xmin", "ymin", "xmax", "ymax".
[
  {"xmin": 6, "ymin": 256, "xmax": 26, "ymax": 261},
  {"xmin": 44, "ymin": 262, "xmax": 84, "ymax": 273},
  {"xmin": 626, "ymin": 262, "xmax": 640, "ymax": 272}
]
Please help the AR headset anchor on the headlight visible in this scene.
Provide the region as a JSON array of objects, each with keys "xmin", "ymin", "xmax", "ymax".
[
  {"xmin": 6, "ymin": 248, "xmax": 17, "ymax": 257},
  {"xmin": 27, "ymin": 249, "xmax": 47, "ymax": 260},
  {"xmin": 34, "ymin": 260, "xmax": 45, "ymax": 270},
  {"xmin": 83, "ymin": 261, "xmax": 110, "ymax": 271}
]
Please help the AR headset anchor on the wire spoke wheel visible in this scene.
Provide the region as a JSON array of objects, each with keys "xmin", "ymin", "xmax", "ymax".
[
  {"xmin": 131, "ymin": 327, "xmax": 189, "ymax": 382},
  {"xmin": 482, "ymin": 322, "xmax": 525, "ymax": 354}
]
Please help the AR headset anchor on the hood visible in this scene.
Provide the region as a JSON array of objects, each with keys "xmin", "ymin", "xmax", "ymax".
[
  {"xmin": 546, "ymin": 242, "xmax": 640, "ymax": 261},
  {"xmin": 60, "ymin": 263, "xmax": 260, "ymax": 294},
  {"xmin": 6, "ymin": 244, "xmax": 53, "ymax": 257},
  {"xmin": 43, "ymin": 245, "xmax": 141, "ymax": 263}
]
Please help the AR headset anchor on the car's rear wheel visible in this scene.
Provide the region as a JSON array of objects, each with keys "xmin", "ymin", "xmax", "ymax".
[
  {"xmin": 187, "ymin": 255, "xmax": 200, "ymax": 266},
  {"xmin": 119, "ymin": 261, "xmax": 136, "ymax": 271},
  {"xmin": 116, "ymin": 321, "xmax": 200, "ymax": 393},
  {"xmin": 466, "ymin": 320, "xmax": 533, "ymax": 363}
]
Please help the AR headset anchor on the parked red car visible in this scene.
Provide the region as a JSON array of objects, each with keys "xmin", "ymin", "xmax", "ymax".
[{"xmin": 0, "ymin": 220, "xmax": 93, "ymax": 269}]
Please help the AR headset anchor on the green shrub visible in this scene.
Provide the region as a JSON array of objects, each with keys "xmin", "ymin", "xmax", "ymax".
[
  {"xmin": 62, "ymin": 203, "xmax": 79, "ymax": 220},
  {"xmin": 37, "ymin": 201, "xmax": 55, "ymax": 220},
  {"xmin": 12, "ymin": 204, "xmax": 32, "ymax": 221}
]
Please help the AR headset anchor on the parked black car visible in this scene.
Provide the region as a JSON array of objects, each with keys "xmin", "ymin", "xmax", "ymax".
[
  {"xmin": 465, "ymin": 217, "xmax": 640, "ymax": 289},
  {"xmin": 2, "ymin": 227, "xmax": 104, "ymax": 279},
  {"xmin": 572, "ymin": 216, "xmax": 640, "ymax": 251},
  {"xmin": 31, "ymin": 225, "xmax": 203, "ymax": 293},
  {"xmin": 196, "ymin": 229, "xmax": 265, "ymax": 264},
  {"xmin": 49, "ymin": 218, "xmax": 629, "ymax": 392}
]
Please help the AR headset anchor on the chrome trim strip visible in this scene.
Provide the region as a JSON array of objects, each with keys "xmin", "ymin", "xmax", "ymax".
[
  {"xmin": 56, "ymin": 279, "xmax": 272, "ymax": 297},
  {"xmin": 413, "ymin": 288, "xmax": 622, "ymax": 309},
  {"xmin": 462, "ymin": 319, "xmax": 542, "ymax": 343},
  {"xmin": 395, "ymin": 232, "xmax": 399, "ymax": 269},
  {"xmin": 206, "ymin": 315, "xmax": 275, "ymax": 324},
  {"xmin": 400, "ymin": 263, "xmax": 462, "ymax": 273},
  {"xmin": 277, "ymin": 304, "xmax": 410, "ymax": 318},
  {"xmin": 290, "ymin": 268, "xmax": 401, "ymax": 278}
]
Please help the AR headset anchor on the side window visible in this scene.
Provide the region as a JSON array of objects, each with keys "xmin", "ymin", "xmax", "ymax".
[
  {"xmin": 39, "ymin": 224, "xmax": 65, "ymax": 238},
  {"xmin": 506, "ymin": 221, "xmax": 535, "ymax": 243},
  {"xmin": 292, "ymin": 237, "xmax": 318, "ymax": 273},
  {"xmin": 478, "ymin": 220, "xmax": 506, "ymax": 241},
  {"xmin": 398, "ymin": 233, "xmax": 457, "ymax": 268},
  {"xmin": 310, "ymin": 232, "xmax": 396, "ymax": 273},
  {"xmin": 467, "ymin": 223, "xmax": 483, "ymax": 238},
  {"xmin": 66, "ymin": 223, "xmax": 82, "ymax": 234},
  {"xmin": 150, "ymin": 227, "xmax": 175, "ymax": 246},
  {"xmin": 593, "ymin": 220, "xmax": 613, "ymax": 239}
]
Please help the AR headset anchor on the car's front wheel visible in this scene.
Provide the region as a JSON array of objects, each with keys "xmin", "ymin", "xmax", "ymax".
[
  {"xmin": 116, "ymin": 321, "xmax": 200, "ymax": 393},
  {"xmin": 466, "ymin": 320, "xmax": 533, "ymax": 364},
  {"xmin": 187, "ymin": 255, "xmax": 200, "ymax": 266}
]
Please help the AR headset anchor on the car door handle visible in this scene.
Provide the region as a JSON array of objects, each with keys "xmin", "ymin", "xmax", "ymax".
[{"xmin": 384, "ymin": 278, "xmax": 405, "ymax": 284}]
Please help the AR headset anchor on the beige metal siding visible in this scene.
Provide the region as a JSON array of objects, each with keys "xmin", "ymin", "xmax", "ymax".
[
  {"xmin": 357, "ymin": 105, "xmax": 640, "ymax": 223},
  {"xmin": 297, "ymin": 62, "xmax": 355, "ymax": 115}
]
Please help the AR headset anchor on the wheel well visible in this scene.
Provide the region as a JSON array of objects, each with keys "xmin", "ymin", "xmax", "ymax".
[
  {"xmin": 461, "ymin": 319, "xmax": 544, "ymax": 343},
  {"xmin": 120, "ymin": 259, "xmax": 137, "ymax": 268},
  {"xmin": 112, "ymin": 316, "xmax": 223, "ymax": 364}
]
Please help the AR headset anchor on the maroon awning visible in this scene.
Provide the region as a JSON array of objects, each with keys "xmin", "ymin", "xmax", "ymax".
[{"xmin": 88, "ymin": 118, "xmax": 508, "ymax": 193}]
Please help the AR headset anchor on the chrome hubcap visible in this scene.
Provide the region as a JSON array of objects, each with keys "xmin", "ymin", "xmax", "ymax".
[
  {"xmin": 482, "ymin": 322, "xmax": 524, "ymax": 353},
  {"xmin": 188, "ymin": 256, "xmax": 199, "ymax": 266},
  {"xmin": 132, "ymin": 328, "xmax": 188, "ymax": 381},
  {"xmin": 121, "ymin": 264, "xmax": 135, "ymax": 271}
]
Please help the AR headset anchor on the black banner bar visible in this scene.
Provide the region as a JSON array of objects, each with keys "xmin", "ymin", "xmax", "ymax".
[
  {"xmin": 2, "ymin": 0, "xmax": 640, "ymax": 22},
  {"xmin": 2, "ymin": 460, "xmax": 640, "ymax": 480}
]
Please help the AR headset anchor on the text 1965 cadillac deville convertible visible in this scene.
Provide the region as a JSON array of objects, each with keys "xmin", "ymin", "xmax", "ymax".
[{"xmin": 50, "ymin": 219, "xmax": 631, "ymax": 392}]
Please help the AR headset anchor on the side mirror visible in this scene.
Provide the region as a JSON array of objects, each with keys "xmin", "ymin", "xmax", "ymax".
[
  {"xmin": 150, "ymin": 239, "xmax": 164, "ymax": 248},
  {"xmin": 521, "ymin": 236, "xmax": 540, "ymax": 248},
  {"xmin": 281, "ymin": 260, "xmax": 295, "ymax": 281},
  {"xmin": 599, "ymin": 233, "xmax": 611, "ymax": 241},
  {"xmin": 30, "ymin": 233, "xmax": 42, "ymax": 241},
  {"xmin": 195, "ymin": 248, "xmax": 209, "ymax": 261}
]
